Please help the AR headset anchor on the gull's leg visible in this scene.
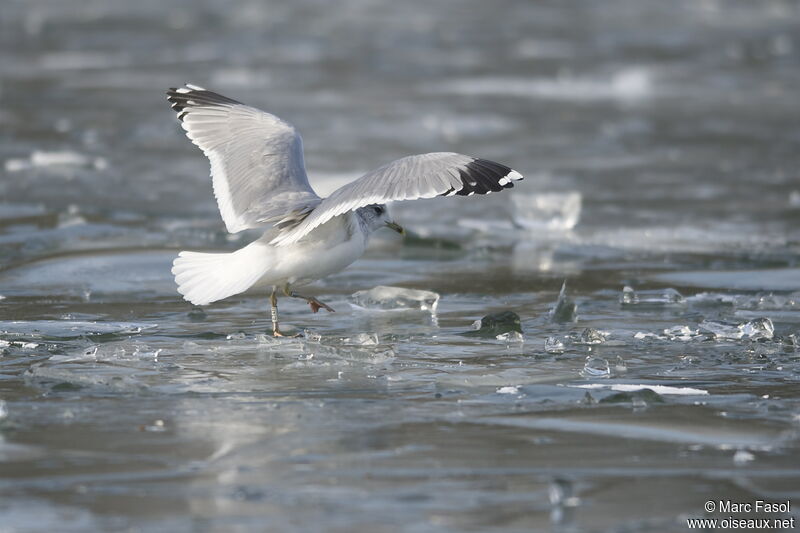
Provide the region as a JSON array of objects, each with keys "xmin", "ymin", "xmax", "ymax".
[
  {"xmin": 270, "ymin": 287, "xmax": 286, "ymax": 337},
  {"xmin": 283, "ymin": 284, "xmax": 335, "ymax": 314}
]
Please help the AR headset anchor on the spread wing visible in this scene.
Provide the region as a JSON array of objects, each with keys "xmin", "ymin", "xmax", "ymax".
[
  {"xmin": 166, "ymin": 84, "xmax": 320, "ymax": 233},
  {"xmin": 270, "ymin": 152, "xmax": 522, "ymax": 246}
]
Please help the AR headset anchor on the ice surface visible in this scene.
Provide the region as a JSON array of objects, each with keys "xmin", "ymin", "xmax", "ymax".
[
  {"xmin": 0, "ymin": 251, "xmax": 178, "ymax": 298},
  {"xmin": 432, "ymin": 68, "xmax": 652, "ymax": 101},
  {"xmin": 511, "ymin": 191, "xmax": 581, "ymax": 231},
  {"xmin": 350, "ymin": 286, "xmax": 439, "ymax": 312},
  {"xmin": 620, "ymin": 286, "xmax": 684, "ymax": 307},
  {"xmin": 550, "ymin": 281, "xmax": 578, "ymax": 323},
  {"xmin": 651, "ymin": 268, "xmax": 800, "ymax": 291},
  {"xmin": 0, "ymin": 320, "xmax": 154, "ymax": 339},
  {"xmin": 573, "ymin": 384, "xmax": 709, "ymax": 396},
  {"xmin": 4, "ymin": 150, "xmax": 106, "ymax": 172}
]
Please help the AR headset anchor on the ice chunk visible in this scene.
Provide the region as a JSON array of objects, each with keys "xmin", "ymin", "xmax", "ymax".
[
  {"xmin": 580, "ymin": 356, "xmax": 610, "ymax": 378},
  {"xmin": 620, "ymin": 286, "xmax": 684, "ymax": 307},
  {"xmin": 700, "ymin": 317, "xmax": 774, "ymax": 340},
  {"xmin": 496, "ymin": 331, "xmax": 524, "ymax": 342},
  {"xmin": 511, "ymin": 191, "xmax": 581, "ymax": 231},
  {"xmin": 576, "ymin": 328, "xmax": 608, "ymax": 345},
  {"xmin": 462, "ymin": 311, "xmax": 522, "ymax": 338},
  {"xmin": 733, "ymin": 449, "xmax": 754, "ymax": 466},
  {"xmin": 0, "ymin": 400, "xmax": 7, "ymax": 420},
  {"xmin": 545, "ymin": 336, "xmax": 566, "ymax": 354},
  {"xmin": 550, "ymin": 281, "xmax": 577, "ymax": 323},
  {"xmin": 572, "ymin": 384, "xmax": 708, "ymax": 395},
  {"xmin": 340, "ymin": 333, "xmax": 379, "ymax": 345},
  {"xmin": 350, "ymin": 285, "xmax": 439, "ymax": 312},
  {"xmin": 548, "ymin": 478, "xmax": 580, "ymax": 507},
  {"xmin": 497, "ymin": 386, "xmax": 521, "ymax": 395},
  {"xmin": 740, "ymin": 317, "xmax": 774, "ymax": 340},
  {"xmin": 663, "ymin": 325, "xmax": 701, "ymax": 341},
  {"xmin": 699, "ymin": 320, "xmax": 745, "ymax": 340}
]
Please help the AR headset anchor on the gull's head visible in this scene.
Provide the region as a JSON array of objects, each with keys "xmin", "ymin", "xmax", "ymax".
[{"xmin": 356, "ymin": 204, "xmax": 404, "ymax": 236}]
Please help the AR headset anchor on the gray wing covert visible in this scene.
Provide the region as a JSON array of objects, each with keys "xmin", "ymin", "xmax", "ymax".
[{"xmin": 269, "ymin": 152, "xmax": 522, "ymax": 246}]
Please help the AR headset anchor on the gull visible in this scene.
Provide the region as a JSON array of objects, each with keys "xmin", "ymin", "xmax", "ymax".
[{"xmin": 167, "ymin": 84, "xmax": 523, "ymax": 336}]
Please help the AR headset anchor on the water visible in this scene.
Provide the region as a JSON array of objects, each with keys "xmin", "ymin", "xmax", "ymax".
[{"xmin": 1, "ymin": 0, "xmax": 800, "ymax": 531}]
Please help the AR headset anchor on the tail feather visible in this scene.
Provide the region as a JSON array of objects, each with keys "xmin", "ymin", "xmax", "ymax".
[{"xmin": 172, "ymin": 242, "xmax": 269, "ymax": 305}]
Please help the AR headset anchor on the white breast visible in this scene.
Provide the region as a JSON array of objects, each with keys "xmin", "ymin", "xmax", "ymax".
[{"xmin": 254, "ymin": 213, "xmax": 367, "ymax": 288}]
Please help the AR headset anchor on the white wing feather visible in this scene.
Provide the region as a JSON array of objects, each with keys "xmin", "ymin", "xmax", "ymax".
[
  {"xmin": 270, "ymin": 152, "xmax": 522, "ymax": 246},
  {"xmin": 167, "ymin": 85, "xmax": 319, "ymax": 233}
]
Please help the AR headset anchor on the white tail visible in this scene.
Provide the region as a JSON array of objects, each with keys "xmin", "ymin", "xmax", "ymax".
[{"xmin": 172, "ymin": 242, "xmax": 269, "ymax": 305}]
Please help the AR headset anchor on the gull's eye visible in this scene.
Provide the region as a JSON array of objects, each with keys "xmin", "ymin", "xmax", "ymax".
[{"xmin": 373, "ymin": 205, "xmax": 384, "ymax": 215}]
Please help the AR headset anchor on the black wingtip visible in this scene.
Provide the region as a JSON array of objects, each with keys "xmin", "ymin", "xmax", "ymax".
[
  {"xmin": 165, "ymin": 84, "xmax": 243, "ymax": 121},
  {"xmin": 444, "ymin": 158, "xmax": 523, "ymax": 197}
]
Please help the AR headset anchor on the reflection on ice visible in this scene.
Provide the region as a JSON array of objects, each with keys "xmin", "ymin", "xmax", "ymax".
[
  {"xmin": 621, "ymin": 286, "xmax": 684, "ymax": 307},
  {"xmin": 350, "ymin": 286, "xmax": 439, "ymax": 312},
  {"xmin": 512, "ymin": 191, "xmax": 581, "ymax": 231}
]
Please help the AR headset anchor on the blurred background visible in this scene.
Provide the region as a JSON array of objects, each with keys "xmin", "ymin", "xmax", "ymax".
[{"xmin": 1, "ymin": 0, "xmax": 799, "ymax": 531}]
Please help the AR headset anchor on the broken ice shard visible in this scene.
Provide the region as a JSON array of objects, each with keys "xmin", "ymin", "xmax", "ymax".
[
  {"xmin": 620, "ymin": 286, "xmax": 684, "ymax": 307},
  {"xmin": 545, "ymin": 336, "xmax": 566, "ymax": 354},
  {"xmin": 462, "ymin": 311, "xmax": 523, "ymax": 338},
  {"xmin": 576, "ymin": 328, "xmax": 608, "ymax": 345},
  {"xmin": 580, "ymin": 356, "xmax": 610, "ymax": 378},
  {"xmin": 550, "ymin": 281, "xmax": 577, "ymax": 323},
  {"xmin": 699, "ymin": 317, "xmax": 774, "ymax": 340},
  {"xmin": 350, "ymin": 285, "xmax": 439, "ymax": 311}
]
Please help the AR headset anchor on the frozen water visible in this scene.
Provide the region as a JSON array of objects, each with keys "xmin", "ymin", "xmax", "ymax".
[
  {"xmin": 740, "ymin": 317, "xmax": 774, "ymax": 340},
  {"xmin": 652, "ymin": 268, "xmax": 800, "ymax": 291},
  {"xmin": 2, "ymin": 1, "xmax": 799, "ymax": 531},
  {"xmin": 620, "ymin": 286, "xmax": 684, "ymax": 307},
  {"xmin": 581, "ymin": 356, "xmax": 610, "ymax": 378},
  {"xmin": 350, "ymin": 286, "xmax": 439, "ymax": 312},
  {"xmin": 550, "ymin": 281, "xmax": 578, "ymax": 323},
  {"xmin": 511, "ymin": 191, "xmax": 581, "ymax": 231},
  {"xmin": 4, "ymin": 150, "xmax": 106, "ymax": 172},
  {"xmin": 431, "ymin": 67, "xmax": 651, "ymax": 101},
  {"xmin": 663, "ymin": 325, "xmax": 701, "ymax": 341},
  {"xmin": 573, "ymin": 384, "xmax": 708, "ymax": 396},
  {"xmin": 576, "ymin": 328, "xmax": 608, "ymax": 345},
  {"xmin": 733, "ymin": 449, "xmax": 755, "ymax": 465},
  {"xmin": 545, "ymin": 336, "xmax": 566, "ymax": 354},
  {"xmin": 699, "ymin": 318, "xmax": 774, "ymax": 340},
  {"xmin": 0, "ymin": 320, "xmax": 154, "ymax": 339},
  {"xmin": 496, "ymin": 331, "xmax": 524, "ymax": 342}
]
